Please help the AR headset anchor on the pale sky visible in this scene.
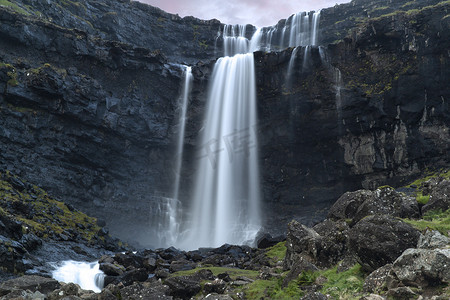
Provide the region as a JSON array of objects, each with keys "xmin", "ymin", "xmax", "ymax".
[{"xmin": 138, "ymin": 0, "xmax": 351, "ymax": 27}]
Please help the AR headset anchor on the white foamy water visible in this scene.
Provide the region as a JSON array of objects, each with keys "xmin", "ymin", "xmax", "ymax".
[{"xmin": 52, "ymin": 260, "xmax": 105, "ymax": 293}]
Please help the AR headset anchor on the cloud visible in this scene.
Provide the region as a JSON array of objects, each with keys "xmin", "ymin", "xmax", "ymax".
[{"xmin": 138, "ymin": 0, "xmax": 351, "ymax": 27}]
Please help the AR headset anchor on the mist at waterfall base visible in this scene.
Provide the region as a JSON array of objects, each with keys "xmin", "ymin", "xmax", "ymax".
[
  {"xmin": 52, "ymin": 261, "xmax": 105, "ymax": 292},
  {"xmin": 149, "ymin": 10, "xmax": 322, "ymax": 251}
]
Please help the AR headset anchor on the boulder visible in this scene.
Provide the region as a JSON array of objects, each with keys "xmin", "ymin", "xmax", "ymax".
[
  {"xmin": 164, "ymin": 269, "xmax": 214, "ymax": 300},
  {"xmin": 256, "ymin": 233, "xmax": 285, "ymax": 249},
  {"xmin": 313, "ymin": 219, "xmax": 350, "ymax": 267},
  {"xmin": 417, "ymin": 230, "xmax": 450, "ymax": 249},
  {"xmin": 100, "ymin": 262, "xmax": 125, "ymax": 276},
  {"xmin": 328, "ymin": 188, "xmax": 419, "ymax": 224},
  {"xmin": 284, "ymin": 220, "xmax": 321, "ymax": 269},
  {"xmin": 422, "ymin": 180, "xmax": 450, "ymax": 214},
  {"xmin": 282, "ymin": 256, "xmax": 318, "ymax": 287},
  {"xmin": 348, "ymin": 215, "xmax": 420, "ymax": 271},
  {"xmin": 164, "ymin": 276, "xmax": 201, "ymax": 300},
  {"xmin": 390, "ymin": 248, "xmax": 450, "ymax": 287},
  {"xmin": 327, "ymin": 190, "xmax": 371, "ymax": 221},
  {"xmin": 363, "ymin": 264, "xmax": 392, "ymax": 293}
]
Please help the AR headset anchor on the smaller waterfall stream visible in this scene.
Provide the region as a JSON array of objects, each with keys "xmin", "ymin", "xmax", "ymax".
[{"xmin": 52, "ymin": 261, "xmax": 104, "ymax": 293}]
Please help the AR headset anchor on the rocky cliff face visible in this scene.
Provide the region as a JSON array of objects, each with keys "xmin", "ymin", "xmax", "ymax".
[{"xmin": 0, "ymin": 0, "xmax": 449, "ymax": 245}]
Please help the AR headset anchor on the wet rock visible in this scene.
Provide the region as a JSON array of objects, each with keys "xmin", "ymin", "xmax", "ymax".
[
  {"xmin": 390, "ymin": 248, "xmax": 450, "ymax": 287},
  {"xmin": 348, "ymin": 215, "xmax": 420, "ymax": 271},
  {"xmin": 100, "ymin": 262, "xmax": 125, "ymax": 276},
  {"xmin": 0, "ymin": 275, "xmax": 60, "ymax": 296},
  {"xmin": 120, "ymin": 268, "xmax": 149, "ymax": 286}
]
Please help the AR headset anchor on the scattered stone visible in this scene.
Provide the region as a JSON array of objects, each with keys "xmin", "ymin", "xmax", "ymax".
[
  {"xmin": 0, "ymin": 275, "xmax": 60, "ymax": 296},
  {"xmin": 299, "ymin": 291, "xmax": 328, "ymax": 300},
  {"xmin": 386, "ymin": 286, "xmax": 418, "ymax": 299}
]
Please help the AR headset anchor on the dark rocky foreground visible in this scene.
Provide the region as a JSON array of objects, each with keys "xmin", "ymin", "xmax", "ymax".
[
  {"xmin": 0, "ymin": 171, "xmax": 449, "ymax": 299},
  {"xmin": 0, "ymin": 0, "xmax": 449, "ymax": 245}
]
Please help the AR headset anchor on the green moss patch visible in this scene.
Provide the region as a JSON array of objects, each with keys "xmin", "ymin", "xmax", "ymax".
[
  {"xmin": 403, "ymin": 209, "xmax": 450, "ymax": 237},
  {"xmin": 265, "ymin": 241, "xmax": 287, "ymax": 264},
  {"xmin": 0, "ymin": 0, "xmax": 31, "ymax": 15},
  {"xmin": 0, "ymin": 170, "xmax": 101, "ymax": 242}
]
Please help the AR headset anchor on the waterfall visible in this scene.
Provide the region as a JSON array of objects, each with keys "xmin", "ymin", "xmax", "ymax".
[
  {"xmin": 52, "ymin": 261, "xmax": 104, "ymax": 293},
  {"xmin": 180, "ymin": 25, "xmax": 261, "ymax": 249},
  {"xmin": 287, "ymin": 47, "xmax": 299, "ymax": 83},
  {"xmin": 164, "ymin": 66, "xmax": 193, "ymax": 247},
  {"xmin": 255, "ymin": 10, "xmax": 321, "ymax": 51}
]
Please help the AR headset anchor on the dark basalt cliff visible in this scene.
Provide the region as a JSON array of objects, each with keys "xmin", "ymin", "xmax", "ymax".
[{"xmin": 0, "ymin": 0, "xmax": 449, "ymax": 245}]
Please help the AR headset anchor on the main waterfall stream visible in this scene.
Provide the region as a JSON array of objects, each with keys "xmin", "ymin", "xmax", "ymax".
[
  {"xmin": 180, "ymin": 25, "xmax": 262, "ymax": 249},
  {"xmin": 171, "ymin": 10, "xmax": 321, "ymax": 250}
]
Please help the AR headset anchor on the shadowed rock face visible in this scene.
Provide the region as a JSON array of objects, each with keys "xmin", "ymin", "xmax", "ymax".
[{"xmin": 0, "ymin": 0, "xmax": 449, "ymax": 246}]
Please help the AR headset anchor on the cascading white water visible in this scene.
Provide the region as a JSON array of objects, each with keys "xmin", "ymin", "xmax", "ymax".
[
  {"xmin": 166, "ymin": 66, "xmax": 193, "ymax": 247},
  {"xmin": 287, "ymin": 47, "xmax": 299, "ymax": 82},
  {"xmin": 180, "ymin": 26, "xmax": 261, "ymax": 249},
  {"xmin": 52, "ymin": 261, "xmax": 104, "ymax": 293},
  {"xmin": 255, "ymin": 10, "xmax": 321, "ymax": 51}
]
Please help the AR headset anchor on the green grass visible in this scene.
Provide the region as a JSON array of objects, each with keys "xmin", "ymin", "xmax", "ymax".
[
  {"xmin": 404, "ymin": 169, "xmax": 450, "ymax": 205},
  {"xmin": 169, "ymin": 266, "xmax": 260, "ymax": 279},
  {"xmin": 403, "ymin": 209, "xmax": 450, "ymax": 237},
  {"xmin": 0, "ymin": 0, "xmax": 30, "ymax": 15},
  {"xmin": 265, "ymin": 242, "xmax": 286, "ymax": 264},
  {"xmin": 319, "ymin": 264, "xmax": 365, "ymax": 299}
]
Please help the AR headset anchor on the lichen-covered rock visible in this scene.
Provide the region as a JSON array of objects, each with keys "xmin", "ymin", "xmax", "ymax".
[
  {"xmin": 391, "ymin": 248, "xmax": 450, "ymax": 287},
  {"xmin": 363, "ymin": 264, "xmax": 392, "ymax": 293},
  {"xmin": 348, "ymin": 215, "xmax": 420, "ymax": 271},
  {"xmin": 417, "ymin": 230, "xmax": 450, "ymax": 250},
  {"xmin": 328, "ymin": 187, "xmax": 419, "ymax": 224},
  {"xmin": 422, "ymin": 180, "xmax": 450, "ymax": 214},
  {"xmin": 284, "ymin": 220, "xmax": 321, "ymax": 269},
  {"xmin": 313, "ymin": 219, "xmax": 350, "ymax": 267}
]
